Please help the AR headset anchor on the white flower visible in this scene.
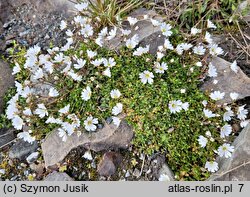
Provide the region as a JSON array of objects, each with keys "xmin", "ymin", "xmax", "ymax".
[
  {"xmin": 193, "ymin": 45, "xmax": 206, "ymax": 55},
  {"xmin": 81, "ymin": 24, "xmax": 93, "ymax": 38},
  {"xmin": 191, "ymin": 27, "xmax": 202, "ymax": 35},
  {"xmin": 220, "ymin": 124, "xmax": 232, "ymax": 138},
  {"xmin": 75, "ymin": 2, "xmax": 88, "ymax": 12},
  {"xmin": 107, "ymin": 27, "xmax": 117, "ymax": 40},
  {"xmin": 74, "ymin": 58, "xmax": 86, "ymax": 69},
  {"xmin": 209, "ymin": 44, "xmax": 224, "ymax": 56},
  {"xmin": 49, "ymin": 87, "xmax": 59, "ymax": 97},
  {"xmin": 62, "ymin": 122, "xmax": 75, "ymax": 135},
  {"xmin": 205, "ymin": 161, "xmax": 219, "ymax": 172},
  {"xmin": 218, "ymin": 143, "xmax": 234, "ymax": 158},
  {"xmin": 230, "ymin": 60, "xmax": 238, "ymax": 73},
  {"xmin": 66, "ymin": 29, "xmax": 73, "ymax": 37},
  {"xmin": 87, "ymin": 50, "xmax": 97, "ymax": 59},
  {"xmin": 158, "ymin": 174, "xmax": 170, "ymax": 181},
  {"xmin": 46, "ymin": 116, "xmax": 58, "ymax": 124},
  {"xmin": 181, "ymin": 102, "xmax": 189, "ymax": 111},
  {"xmin": 207, "ymin": 19, "xmax": 217, "ymax": 29},
  {"xmin": 58, "ymin": 128, "xmax": 67, "ymax": 142},
  {"xmin": 15, "ymin": 81, "xmax": 23, "ymax": 94},
  {"xmin": 12, "ymin": 115, "xmax": 24, "ymax": 130},
  {"xmin": 34, "ymin": 103, "xmax": 48, "ymax": 118},
  {"xmin": 164, "ymin": 39, "xmax": 174, "ymax": 50},
  {"xmin": 223, "ymin": 107, "xmax": 234, "ymax": 121},
  {"xmin": 68, "ymin": 70, "xmax": 82, "ymax": 81},
  {"xmin": 23, "ymin": 108, "xmax": 32, "ymax": 116},
  {"xmin": 81, "ymin": 86, "xmax": 91, "ymax": 101},
  {"xmin": 126, "ymin": 34, "xmax": 139, "ymax": 49},
  {"xmin": 74, "ymin": 16, "xmax": 87, "ymax": 26},
  {"xmin": 203, "ymin": 108, "xmax": 216, "ymax": 118},
  {"xmin": 33, "ymin": 68, "xmax": 44, "ymax": 80},
  {"xmin": 84, "ymin": 116, "xmax": 98, "ymax": 131},
  {"xmin": 205, "ymin": 131, "xmax": 212, "ymax": 137},
  {"xmin": 196, "ymin": 62, "xmax": 202, "ymax": 67},
  {"xmin": 112, "ymin": 116, "xmax": 121, "ymax": 127},
  {"xmin": 160, "ymin": 23, "xmax": 172, "ymax": 37},
  {"xmin": 202, "ymin": 100, "xmax": 208, "ymax": 107},
  {"xmin": 60, "ymin": 20, "xmax": 67, "ymax": 30},
  {"xmin": 103, "ymin": 68, "xmax": 111, "ymax": 77},
  {"xmin": 121, "ymin": 29, "xmax": 131, "ymax": 36},
  {"xmin": 240, "ymin": 120, "xmax": 249, "ymax": 128},
  {"xmin": 17, "ymin": 131, "xmax": 35, "ymax": 143},
  {"xmin": 12, "ymin": 63, "xmax": 21, "ymax": 75},
  {"xmin": 54, "ymin": 53, "xmax": 64, "ymax": 62},
  {"xmin": 91, "ymin": 59, "xmax": 103, "ymax": 67},
  {"xmin": 198, "ymin": 135, "xmax": 208, "ymax": 148},
  {"xmin": 139, "ymin": 70, "xmax": 154, "ymax": 84},
  {"xmin": 112, "ymin": 103, "xmax": 123, "ymax": 116},
  {"xmin": 180, "ymin": 89, "xmax": 186, "ymax": 94},
  {"xmin": 59, "ymin": 104, "xmax": 70, "ymax": 115},
  {"xmin": 210, "ymin": 91, "xmax": 225, "ymax": 101},
  {"xmin": 169, "ymin": 100, "xmax": 182, "ymax": 114},
  {"xmin": 0, "ymin": 169, "xmax": 5, "ymax": 175},
  {"xmin": 83, "ymin": 150, "xmax": 93, "ymax": 160},
  {"xmin": 133, "ymin": 45, "xmax": 150, "ymax": 56},
  {"xmin": 180, "ymin": 43, "xmax": 193, "ymax": 51},
  {"xmin": 151, "ymin": 19, "xmax": 161, "ymax": 26},
  {"xmin": 237, "ymin": 105, "xmax": 248, "ymax": 120},
  {"xmin": 205, "ymin": 31, "xmax": 213, "ymax": 44},
  {"xmin": 127, "ymin": 17, "xmax": 138, "ymax": 26},
  {"xmin": 21, "ymin": 86, "xmax": 33, "ymax": 98},
  {"xmin": 154, "ymin": 62, "xmax": 168, "ymax": 73},
  {"xmin": 176, "ymin": 44, "xmax": 184, "ymax": 55},
  {"xmin": 43, "ymin": 61, "xmax": 54, "ymax": 74},
  {"xmin": 98, "ymin": 27, "xmax": 108, "ymax": 37},
  {"xmin": 208, "ymin": 62, "xmax": 217, "ymax": 77},
  {"xmin": 157, "ymin": 52, "xmax": 164, "ymax": 60},
  {"xmin": 110, "ymin": 89, "xmax": 121, "ymax": 99},
  {"xmin": 103, "ymin": 58, "xmax": 116, "ymax": 68},
  {"xmin": 95, "ymin": 37, "xmax": 103, "ymax": 47},
  {"xmin": 230, "ymin": 92, "xmax": 239, "ymax": 101},
  {"xmin": 26, "ymin": 45, "xmax": 41, "ymax": 57}
]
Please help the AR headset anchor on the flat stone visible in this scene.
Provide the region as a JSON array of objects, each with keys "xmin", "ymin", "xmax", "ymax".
[
  {"xmin": 201, "ymin": 57, "xmax": 250, "ymax": 104},
  {"xmin": 44, "ymin": 171, "xmax": 73, "ymax": 181},
  {"xmin": 208, "ymin": 123, "xmax": 250, "ymax": 181},
  {"xmin": 42, "ymin": 119, "xmax": 133, "ymax": 168},
  {"xmin": 0, "ymin": 60, "xmax": 15, "ymax": 114},
  {"xmin": 0, "ymin": 128, "xmax": 15, "ymax": 148},
  {"xmin": 9, "ymin": 139, "xmax": 38, "ymax": 161},
  {"xmin": 104, "ymin": 8, "xmax": 163, "ymax": 51},
  {"xmin": 97, "ymin": 152, "xmax": 122, "ymax": 177}
]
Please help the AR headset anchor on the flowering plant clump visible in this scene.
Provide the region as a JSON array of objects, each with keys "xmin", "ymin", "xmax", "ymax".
[{"xmin": 4, "ymin": 1, "xmax": 249, "ymax": 180}]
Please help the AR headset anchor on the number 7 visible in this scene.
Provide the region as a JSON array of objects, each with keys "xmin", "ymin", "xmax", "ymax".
[{"xmin": 238, "ymin": 184, "xmax": 244, "ymax": 192}]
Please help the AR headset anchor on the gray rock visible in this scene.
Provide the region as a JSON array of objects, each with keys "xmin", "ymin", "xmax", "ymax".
[
  {"xmin": 0, "ymin": 128, "xmax": 15, "ymax": 148},
  {"xmin": 26, "ymin": 152, "xmax": 39, "ymax": 164},
  {"xmin": 104, "ymin": 8, "xmax": 163, "ymax": 52},
  {"xmin": 157, "ymin": 164, "xmax": 175, "ymax": 181},
  {"xmin": 0, "ymin": 60, "xmax": 15, "ymax": 114},
  {"xmin": 42, "ymin": 119, "xmax": 133, "ymax": 167},
  {"xmin": 201, "ymin": 57, "xmax": 250, "ymax": 104},
  {"xmin": 208, "ymin": 124, "xmax": 250, "ymax": 181},
  {"xmin": 97, "ymin": 152, "xmax": 122, "ymax": 177},
  {"xmin": 44, "ymin": 171, "xmax": 73, "ymax": 181},
  {"xmin": 9, "ymin": 140, "xmax": 38, "ymax": 161}
]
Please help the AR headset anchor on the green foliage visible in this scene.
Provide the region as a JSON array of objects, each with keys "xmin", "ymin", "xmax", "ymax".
[
  {"xmin": 79, "ymin": 0, "xmax": 143, "ymax": 28},
  {"xmin": 11, "ymin": 35, "xmax": 228, "ymax": 180},
  {"xmin": 179, "ymin": 0, "xmax": 243, "ymax": 29}
]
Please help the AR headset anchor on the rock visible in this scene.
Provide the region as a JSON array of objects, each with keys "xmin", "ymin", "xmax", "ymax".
[
  {"xmin": 208, "ymin": 123, "xmax": 250, "ymax": 181},
  {"xmin": 42, "ymin": 119, "xmax": 133, "ymax": 167},
  {"xmin": 201, "ymin": 57, "xmax": 250, "ymax": 104},
  {"xmin": 26, "ymin": 152, "xmax": 39, "ymax": 164},
  {"xmin": 104, "ymin": 8, "xmax": 163, "ymax": 53},
  {"xmin": 44, "ymin": 171, "xmax": 73, "ymax": 181},
  {"xmin": 157, "ymin": 164, "xmax": 175, "ymax": 181},
  {"xmin": 0, "ymin": 128, "xmax": 15, "ymax": 148},
  {"xmin": 9, "ymin": 140, "xmax": 38, "ymax": 161},
  {"xmin": 0, "ymin": 60, "xmax": 15, "ymax": 114},
  {"xmin": 140, "ymin": 31, "xmax": 165, "ymax": 54},
  {"xmin": 97, "ymin": 152, "xmax": 122, "ymax": 177},
  {"xmin": 132, "ymin": 168, "xmax": 141, "ymax": 178}
]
